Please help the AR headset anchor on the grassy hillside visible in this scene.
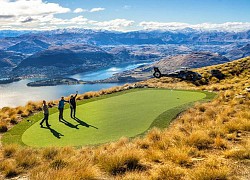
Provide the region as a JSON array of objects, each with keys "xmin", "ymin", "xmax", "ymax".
[{"xmin": 0, "ymin": 57, "xmax": 249, "ymax": 179}]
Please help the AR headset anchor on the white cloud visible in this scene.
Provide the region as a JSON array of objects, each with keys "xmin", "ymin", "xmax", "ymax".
[
  {"xmin": 48, "ymin": 16, "xmax": 88, "ymax": 25},
  {"xmin": 0, "ymin": 0, "xmax": 70, "ymax": 17},
  {"xmin": 0, "ymin": 0, "xmax": 71, "ymax": 29},
  {"xmin": 74, "ymin": 7, "xmax": 105, "ymax": 13},
  {"xmin": 139, "ymin": 21, "xmax": 250, "ymax": 32},
  {"xmin": 93, "ymin": 19, "xmax": 135, "ymax": 31},
  {"xmin": 73, "ymin": 8, "xmax": 87, "ymax": 13},
  {"xmin": 0, "ymin": 1, "xmax": 249, "ymax": 32},
  {"xmin": 89, "ymin": 7, "xmax": 105, "ymax": 13}
]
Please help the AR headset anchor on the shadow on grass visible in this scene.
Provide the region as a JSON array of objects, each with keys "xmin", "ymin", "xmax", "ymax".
[
  {"xmin": 59, "ymin": 119, "xmax": 79, "ymax": 129},
  {"xmin": 74, "ymin": 117, "xmax": 98, "ymax": 130},
  {"xmin": 41, "ymin": 126, "xmax": 64, "ymax": 139}
]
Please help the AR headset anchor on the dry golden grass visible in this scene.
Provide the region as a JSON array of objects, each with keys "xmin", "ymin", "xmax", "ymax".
[
  {"xmin": 150, "ymin": 162, "xmax": 187, "ymax": 180},
  {"xmin": 0, "ymin": 57, "xmax": 249, "ymax": 179},
  {"xmin": 190, "ymin": 156, "xmax": 231, "ymax": 180}
]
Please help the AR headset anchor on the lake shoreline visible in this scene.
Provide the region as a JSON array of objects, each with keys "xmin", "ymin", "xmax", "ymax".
[{"xmin": 0, "ymin": 62, "xmax": 151, "ymax": 108}]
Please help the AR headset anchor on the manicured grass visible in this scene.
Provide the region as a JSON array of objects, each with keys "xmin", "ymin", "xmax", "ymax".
[{"xmin": 3, "ymin": 88, "xmax": 214, "ymax": 147}]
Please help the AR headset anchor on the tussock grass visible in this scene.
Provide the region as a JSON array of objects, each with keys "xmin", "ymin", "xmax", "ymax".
[
  {"xmin": 0, "ymin": 57, "xmax": 249, "ymax": 179},
  {"xmin": 98, "ymin": 148, "xmax": 146, "ymax": 176},
  {"xmin": 42, "ymin": 147, "xmax": 59, "ymax": 160},
  {"xmin": 3, "ymin": 144, "xmax": 19, "ymax": 158},
  {"xmin": 0, "ymin": 122, "xmax": 8, "ymax": 132},
  {"xmin": 225, "ymin": 139, "xmax": 250, "ymax": 160},
  {"xmin": 163, "ymin": 147, "xmax": 192, "ymax": 167},
  {"xmin": 225, "ymin": 148, "xmax": 250, "ymax": 160},
  {"xmin": 0, "ymin": 159, "xmax": 21, "ymax": 178},
  {"xmin": 15, "ymin": 148, "xmax": 39, "ymax": 169},
  {"xmin": 150, "ymin": 162, "xmax": 186, "ymax": 180},
  {"xmin": 190, "ymin": 156, "xmax": 230, "ymax": 180},
  {"xmin": 187, "ymin": 130, "xmax": 213, "ymax": 150}
]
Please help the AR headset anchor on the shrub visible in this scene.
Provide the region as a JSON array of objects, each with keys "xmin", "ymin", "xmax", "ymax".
[
  {"xmin": 146, "ymin": 128, "xmax": 162, "ymax": 142},
  {"xmin": 98, "ymin": 151, "xmax": 146, "ymax": 176},
  {"xmin": 43, "ymin": 147, "xmax": 59, "ymax": 160},
  {"xmin": 20, "ymin": 111, "xmax": 30, "ymax": 118},
  {"xmin": 0, "ymin": 159, "xmax": 20, "ymax": 178},
  {"xmin": 0, "ymin": 122, "xmax": 8, "ymax": 132},
  {"xmin": 3, "ymin": 144, "xmax": 18, "ymax": 158},
  {"xmin": 16, "ymin": 149, "xmax": 39, "ymax": 169},
  {"xmin": 164, "ymin": 147, "xmax": 192, "ymax": 167},
  {"xmin": 225, "ymin": 148, "xmax": 250, "ymax": 160},
  {"xmin": 198, "ymin": 105, "xmax": 206, "ymax": 112},
  {"xmin": 50, "ymin": 159, "xmax": 68, "ymax": 170},
  {"xmin": 16, "ymin": 107, "xmax": 24, "ymax": 114},
  {"xmin": 187, "ymin": 131, "xmax": 213, "ymax": 150},
  {"xmin": 225, "ymin": 117, "xmax": 250, "ymax": 133},
  {"xmin": 191, "ymin": 157, "xmax": 230, "ymax": 180},
  {"xmin": 151, "ymin": 162, "xmax": 186, "ymax": 180},
  {"xmin": 213, "ymin": 136, "xmax": 227, "ymax": 149},
  {"xmin": 10, "ymin": 115, "xmax": 18, "ymax": 124}
]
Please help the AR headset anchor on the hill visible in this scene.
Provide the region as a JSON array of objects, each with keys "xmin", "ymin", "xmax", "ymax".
[
  {"xmin": 147, "ymin": 52, "xmax": 229, "ymax": 72},
  {"xmin": 14, "ymin": 44, "xmax": 114, "ymax": 77},
  {"xmin": 17, "ymin": 44, "xmax": 113, "ymax": 68},
  {"xmin": 0, "ymin": 58, "xmax": 14, "ymax": 67},
  {"xmin": 0, "ymin": 57, "xmax": 249, "ymax": 179},
  {"xmin": 98, "ymin": 52, "xmax": 230, "ymax": 83},
  {"xmin": 7, "ymin": 39, "xmax": 50, "ymax": 54},
  {"xmin": 0, "ymin": 50, "xmax": 26, "ymax": 67},
  {"xmin": 108, "ymin": 46, "xmax": 161, "ymax": 61},
  {"xmin": 226, "ymin": 43, "xmax": 250, "ymax": 60}
]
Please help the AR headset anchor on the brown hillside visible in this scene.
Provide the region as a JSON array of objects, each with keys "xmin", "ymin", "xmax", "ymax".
[{"xmin": 0, "ymin": 57, "xmax": 249, "ymax": 179}]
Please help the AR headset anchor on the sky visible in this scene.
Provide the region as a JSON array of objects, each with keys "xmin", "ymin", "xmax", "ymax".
[{"xmin": 0, "ymin": 0, "xmax": 250, "ymax": 31}]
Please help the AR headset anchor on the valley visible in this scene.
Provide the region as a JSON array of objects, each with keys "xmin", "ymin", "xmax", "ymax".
[{"xmin": 0, "ymin": 29, "xmax": 250, "ymax": 80}]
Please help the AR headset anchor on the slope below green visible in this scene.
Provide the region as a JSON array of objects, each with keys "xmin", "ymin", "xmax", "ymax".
[{"xmin": 19, "ymin": 89, "xmax": 208, "ymax": 147}]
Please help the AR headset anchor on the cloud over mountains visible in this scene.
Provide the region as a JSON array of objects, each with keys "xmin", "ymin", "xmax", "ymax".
[
  {"xmin": 0, "ymin": 0, "xmax": 250, "ymax": 32},
  {"xmin": 139, "ymin": 21, "xmax": 250, "ymax": 32}
]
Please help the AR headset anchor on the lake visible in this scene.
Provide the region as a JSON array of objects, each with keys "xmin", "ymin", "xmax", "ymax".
[{"xmin": 0, "ymin": 62, "xmax": 149, "ymax": 108}]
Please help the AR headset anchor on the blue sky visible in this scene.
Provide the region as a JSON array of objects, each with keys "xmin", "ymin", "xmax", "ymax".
[
  {"xmin": 51, "ymin": 0, "xmax": 250, "ymax": 23},
  {"xmin": 0, "ymin": 0, "xmax": 250, "ymax": 31}
]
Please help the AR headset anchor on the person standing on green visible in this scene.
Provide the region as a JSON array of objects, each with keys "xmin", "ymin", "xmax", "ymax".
[
  {"xmin": 40, "ymin": 100, "xmax": 50, "ymax": 127},
  {"xmin": 70, "ymin": 91, "xmax": 78, "ymax": 118},
  {"xmin": 58, "ymin": 97, "xmax": 69, "ymax": 121}
]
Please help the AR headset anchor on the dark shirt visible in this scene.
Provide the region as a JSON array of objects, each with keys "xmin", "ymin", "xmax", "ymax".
[
  {"xmin": 70, "ymin": 94, "xmax": 77, "ymax": 108},
  {"xmin": 58, "ymin": 100, "xmax": 68, "ymax": 109},
  {"xmin": 43, "ymin": 104, "xmax": 49, "ymax": 114}
]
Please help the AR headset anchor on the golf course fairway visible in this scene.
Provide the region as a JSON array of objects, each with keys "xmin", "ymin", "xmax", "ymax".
[{"xmin": 19, "ymin": 89, "xmax": 208, "ymax": 147}]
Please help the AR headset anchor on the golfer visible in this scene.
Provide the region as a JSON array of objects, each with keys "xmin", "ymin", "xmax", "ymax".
[
  {"xmin": 70, "ymin": 91, "xmax": 78, "ymax": 118},
  {"xmin": 40, "ymin": 100, "xmax": 50, "ymax": 127},
  {"xmin": 58, "ymin": 97, "xmax": 69, "ymax": 121}
]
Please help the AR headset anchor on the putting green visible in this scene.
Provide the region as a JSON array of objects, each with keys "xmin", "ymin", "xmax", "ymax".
[{"xmin": 21, "ymin": 89, "xmax": 207, "ymax": 147}]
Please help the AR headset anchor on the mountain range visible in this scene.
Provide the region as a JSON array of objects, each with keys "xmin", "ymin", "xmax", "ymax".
[
  {"xmin": 0, "ymin": 29, "xmax": 250, "ymax": 78},
  {"xmin": 1, "ymin": 29, "xmax": 250, "ymax": 50}
]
